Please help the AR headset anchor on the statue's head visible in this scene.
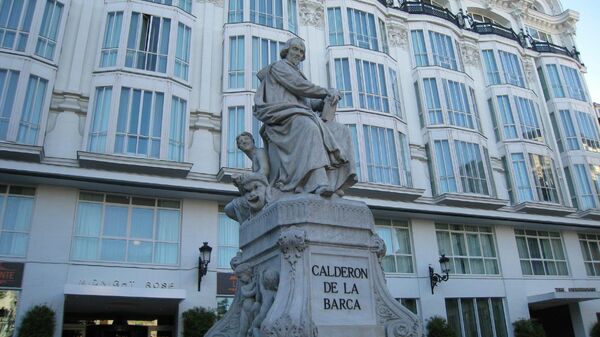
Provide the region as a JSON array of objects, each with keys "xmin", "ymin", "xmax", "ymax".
[
  {"xmin": 236, "ymin": 131, "xmax": 255, "ymax": 152},
  {"xmin": 280, "ymin": 37, "xmax": 306, "ymax": 64},
  {"xmin": 240, "ymin": 173, "xmax": 270, "ymax": 212},
  {"xmin": 262, "ymin": 269, "xmax": 279, "ymax": 291},
  {"xmin": 235, "ymin": 263, "xmax": 252, "ymax": 283}
]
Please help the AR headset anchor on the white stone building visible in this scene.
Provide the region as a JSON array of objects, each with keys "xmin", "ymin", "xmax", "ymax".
[{"xmin": 0, "ymin": 0, "xmax": 599, "ymax": 336}]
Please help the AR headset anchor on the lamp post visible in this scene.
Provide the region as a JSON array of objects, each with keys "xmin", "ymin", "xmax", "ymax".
[
  {"xmin": 198, "ymin": 242, "xmax": 213, "ymax": 291},
  {"xmin": 429, "ymin": 254, "xmax": 450, "ymax": 294}
]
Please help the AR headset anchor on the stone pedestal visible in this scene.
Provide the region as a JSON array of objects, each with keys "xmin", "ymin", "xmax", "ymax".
[{"xmin": 206, "ymin": 195, "xmax": 422, "ymax": 337}]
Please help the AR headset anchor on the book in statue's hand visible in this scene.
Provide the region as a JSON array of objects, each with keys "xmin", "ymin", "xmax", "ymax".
[{"xmin": 321, "ymin": 95, "xmax": 338, "ymax": 122}]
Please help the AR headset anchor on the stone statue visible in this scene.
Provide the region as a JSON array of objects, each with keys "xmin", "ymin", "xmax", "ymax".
[
  {"xmin": 237, "ymin": 132, "xmax": 270, "ymax": 178},
  {"xmin": 251, "ymin": 269, "xmax": 279, "ymax": 337},
  {"xmin": 237, "ymin": 263, "xmax": 257, "ymax": 337},
  {"xmin": 254, "ymin": 37, "xmax": 357, "ymax": 197}
]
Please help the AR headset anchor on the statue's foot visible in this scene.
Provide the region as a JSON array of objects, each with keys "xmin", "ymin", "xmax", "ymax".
[
  {"xmin": 315, "ymin": 186, "xmax": 334, "ymax": 197},
  {"xmin": 335, "ymin": 189, "xmax": 344, "ymax": 197}
]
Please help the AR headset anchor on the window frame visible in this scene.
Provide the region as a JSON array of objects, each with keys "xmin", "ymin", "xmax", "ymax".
[
  {"xmin": 0, "ymin": 184, "xmax": 36, "ymax": 257},
  {"xmin": 375, "ymin": 218, "xmax": 414, "ymax": 274},
  {"xmin": 514, "ymin": 229, "xmax": 569, "ymax": 276}
]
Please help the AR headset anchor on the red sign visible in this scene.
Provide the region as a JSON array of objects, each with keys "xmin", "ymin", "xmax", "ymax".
[
  {"xmin": 0, "ymin": 262, "xmax": 24, "ymax": 288},
  {"xmin": 217, "ymin": 272, "xmax": 237, "ymax": 295}
]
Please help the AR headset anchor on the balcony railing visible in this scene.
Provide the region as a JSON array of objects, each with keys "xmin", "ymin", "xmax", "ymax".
[
  {"xmin": 531, "ymin": 41, "xmax": 582, "ymax": 63},
  {"xmin": 470, "ymin": 22, "xmax": 523, "ymax": 46},
  {"xmin": 398, "ymin": 1, "xmax": 460, "ymax": 27},
  {"xmin": 381, "ymin": 1, "xmax": 583, "ymax": 63}
]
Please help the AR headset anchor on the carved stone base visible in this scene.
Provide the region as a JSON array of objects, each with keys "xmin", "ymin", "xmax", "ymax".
[{"xmin": 205, "ymin": 195, "xmax": 423, "ymax": 337}]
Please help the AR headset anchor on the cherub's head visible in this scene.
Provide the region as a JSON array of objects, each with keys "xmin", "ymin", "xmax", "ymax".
[
  {"xmin": 262, "ymin": 269, "xmax": 279, "ymax": 291},
  {"xmin": 235, "ymin": 263, "xmax": 252, "ymax": 283},
  {"xmin": 236, "ymin": 132, "xmax": 255, "ymax": 152}
]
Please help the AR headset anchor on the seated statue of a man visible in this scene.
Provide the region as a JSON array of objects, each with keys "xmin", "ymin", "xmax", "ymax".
[{"xmin": 254, "ymin": 37, "xmax": 357, "ymax": 197}]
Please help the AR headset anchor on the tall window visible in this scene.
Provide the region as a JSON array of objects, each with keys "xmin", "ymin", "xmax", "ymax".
[
  {"xmin": 143, "ymin": 0, "xmax": 192, "ymax": 13},
  {"xmin": 100, "ymin": 12, "xmax": 123, "ymax": 67},
  {"xmin": 327, "ymin": 8, "xmax": 343, "ymax": 46},
  {"xmin": 558, "ymin": 110, "xmax": 580, "ymax": 151},
  {"xmin": 446, "ymin": 298, "xmax": 508, "ymax": 337},
  {"xmin": 35, "ymin": 0, "xmax": 64, "ymax": 60},
  {"xmin": 347, "ymin": 8, "xmax": 378, "ymax": 51},
  {"xmin": 423, "ymin": 78, "xmax": 443, "ymax": 124},
  {"xmin": 355, "ymin": 60, "xmax": 389, "ymax": 113},
  {"xmin": 250, "ymin": 0, "xmax": 283, "ymax": 29},
  {"xmin": 510, "ymin": 153, "xmax": 533, "ymax": 202},
  {"xmin": 428, "ymin": 31, "xmax": 458, "ymax": 71},
  {"xmin": 514, "ymin": 96, "xmax": 542, "ymax": 142},
  {"xmin": 378, "ymin": 18, "xmax": 388, "ymax": 54},
  {"xmin": 114, "ymin": 88, "xmax": 164, "ymax": 158},
  {"xmin": 0, "ymin": 185, "xmax": 35, "ymax": 257},
  {"xmin": 454, "ymin": 141, "xmax": 488, "ymax": 195},
  {"xmin": 571, "ymin": 164, "xmax": 596, "ymax": 209},
  {"xmin": 0, "ymin": 69, "xmax": 19, "ymax": 140},
  {"xmin": 443, "ymin": 80, "xmax": 475, "ymax": 129},
  {"xmin": 389, "ymin": 69, "xmax": 402, "ymax": 118},
  {"xmin": 168, "ymin": 96, "xmax": 186, "ymax": 161},
  {"xmin": 498, "ymin": 51, "xmax": 525, "ymax": 87},
  {"xmin": 88, "ymin": 86, "xmax": 113, "ymax": 153},
  {"xmin": 0, "ymin": 0, "xmax": 36, "ymax": 51},
  {"xmin": 527, "ymin": 26, "xmax": 552, "ymax": 42},
  {"xmin": 288, "ymin": 0, "xmax": 297, "ymax": 34},
  {"xmin": 560, "ymin": 65, "xmax": 586, "ymax": 101},
  {"xmin": 433, "ymin": 140, "xmax": 456, "ymax": 193},
  {"xmin": 218, "ymin": 210, "xmax": 239, "ymax": 268},
  {"xmin": 495, "ymin": 95, "xmax": 516, "ymax": 139},
  {"xmin": 529, "ymin": 154, "xmax": 559, "ymax": 203},
  {"xmin": 174, "ymin": 23, "xmax": 191, "ymax": 81},
  {"xmin": 576, "ymin": 111, "xmax": 600, "ymax": 152},
  {"xmin": 592, "ymin": 165, "xmax": 600, "ymax": 203},
  {"xmin": 436, "ymin": 224, "xmax": 499, "ymax": 275},
  {"xmin": 228, "ymin": 36, "xmax": 245, "ymax": 89},
  {"xmin": 515, "ymin": 229, "xmax": 568, "ymax": 276},
  {"xmin": 410, "ymin": 30, "xmax": 428, "ymax": 67},
  {"xmin": 71, "ymin": 192, "xmax": 181, "ymax": 265},
  {"xmin": 481, "ymin": 50, "xmax": 501, "ymax": 85},
  {"xmin": 228, "ymin": 0, "xmax": 243, "ymax": 22},
  {"xmin": 17, "ymin": 75, "xmax": 48, "ymax": 145},
  {"xmin": 227, "ymin": 106, "xmax": 245, "ymax": 168},
  {"xmin": 545, "ymin": 64, "xmax": 564, "ymax": 98},
  {"xmin": 126, "ymin": 13, "xmax": 171, "ymax": 73},
  {"xmin": 333, "ymin": 58, "xmax": 352, "ymax": 108},
  {"xmin": 579, "ymin": 233, "xmax": 600, "ymax": 277},
  {"xmin": 363, "ymin": 125, "xmax": 400, "ymax": 185},
  {"xmin": 375, "ymin": 219, "xmax": 413, "ymax": 273},
  {"xmin": 252, "ymin": 37, "xmax": 281, "ymax": 89}
]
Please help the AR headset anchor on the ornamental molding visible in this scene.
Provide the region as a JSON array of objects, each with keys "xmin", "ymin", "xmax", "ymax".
[
  {"xmin": 196, "ymin": 0, "xmax": 224, "ymax": 8},
  {"xmin": 298, "ymin": 0, "xmax": 324, "ymax": 28},
  {"xmin": 387, "ymin": 21, "xmax": 408, "ymax": 48},
  {"xmin": 190, "ymin": 110, "xmax": 221, "ymax": 132},
  {"xmin": 409, "ymin": 144, "xmax": 428, "ymax": 162},
  {"xmin": 262, "ymin": 314, "xmax": 317, "ymax": 337},
  {"xmin": 461, "ymin": 42, "xmax": 481, "ymax": 68},
  {"xmin": 278, "ymin": 226, "xmax": 307, "ymax": 271},
  {"xmin": 50, "ymin": 91, "xmax": 89, "ymax": 116},
  {"xmin": 522, "ymin": 57, "xmax": 536, "ymax": 85}
]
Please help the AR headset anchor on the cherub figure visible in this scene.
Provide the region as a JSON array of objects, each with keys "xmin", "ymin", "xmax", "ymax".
[
  {"xmin": 225, "ymin": 173, "xmax": 271, "ymax": 223},
  {"xmin": 251, "ymin": 268, "xmax": 279, "ymax": 337},
  {"xmin": 236, "ymin": 132, "xmax": 270, "ymax": 179},
  {"xmin": 236, "ymin": 263, "xmax": 257, "ymax": 337}
]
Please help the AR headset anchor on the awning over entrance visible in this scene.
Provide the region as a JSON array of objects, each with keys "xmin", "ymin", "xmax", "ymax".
[
  {"xmin": 528, "ymin": 289, "xmax": 600, "ymax": 310},
  {"xmin": 64, "ymin": 284, "xmax": 186, "ymax": 318}
]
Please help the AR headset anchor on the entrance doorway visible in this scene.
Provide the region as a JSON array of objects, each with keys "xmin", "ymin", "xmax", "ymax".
[{"xmin": 529, "ymin": 305, "xmax": 575, "ymax": 337}]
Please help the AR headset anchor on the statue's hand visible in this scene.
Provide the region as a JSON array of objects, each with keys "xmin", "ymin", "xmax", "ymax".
[{"xmin": 328, "ymin": 89, "xmax": 341, "ymax": 106}]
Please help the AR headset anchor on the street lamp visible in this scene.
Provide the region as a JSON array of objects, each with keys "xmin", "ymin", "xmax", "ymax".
[
  {"xmin": 429, "ymin": 254, "xmax": 450, "ymax": 294},
  {"xmin": 198, "ymin": 242, "xmax": 213, "ymax": 291}
]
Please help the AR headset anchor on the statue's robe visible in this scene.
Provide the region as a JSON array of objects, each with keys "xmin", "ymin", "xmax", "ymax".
[{"xmin": 254, "ymin": 59, "xmax": 356, "ymax": 193}]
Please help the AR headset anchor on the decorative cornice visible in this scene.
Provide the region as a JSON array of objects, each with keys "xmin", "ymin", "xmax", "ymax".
[
  {"xmin": 190, "ymin": 110, "xmax": 221, "ymax": 132},
  {"xmin": 50, "ymin": 91, "xmax": 89, "ymax": 116},
  {"xmin": 298, "ymin": 0, "xmax": 324, "ymax": 28},
  {"xmin": 196, "ymin": 0, "xmax": 223, "ymax": 8},
  {"xmin": 461, "ymin": 42, "xmax": 481, "ymax": 68},
  {"xmin": 409, "ymin": 144, "xmax": 427, "ymax": 162}
]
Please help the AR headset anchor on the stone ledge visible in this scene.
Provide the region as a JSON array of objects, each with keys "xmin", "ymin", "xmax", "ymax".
[
  {"xmin": 77, "ymin": 151, "xmax": 192, "ymax": 177},
  {"xmin": 348, "ymin": 183, "xmax": 424, "ymax": 202},
  {"xmin": 512, "ymin": 201, "xmax": 576, "ymax": 216},
  {"xmin": 574, "ymin": 209, "xmax": 600, "ymax": 221},
  {"xmin": 433, "ymin": 193, "xmax": 508, "ymax": 210},
  {"xmin": 216, "ymin": 166, "xmax": 250, "ymax": 183},
  {"xmin": 0, "ymin": 142, "xmax": 44, "ymax": 162}
]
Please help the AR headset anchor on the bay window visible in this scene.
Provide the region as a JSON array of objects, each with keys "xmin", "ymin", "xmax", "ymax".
[
  {"xmin": 327, "ymin": 8, "xmax": 344, "ymax": 46},
  {"xmin": 561, "ymin": 65, "xmax": 586, "ymax": 101},
  {"xmin": 375, "ymin": 219, "xmax": 413, "ymax": 273},
  {"xmin": 480, "ymin": 49, "xmax": 526, "ymax": 87},
  {"xmin": 436, "ymin": 224, "xmax": 499, "ymax": 275},
  {"xmin": 429, "ymin": 139, "xmax": 492, "ymax": 196},
  {"xmin": 0, "ymin": 0, "xmax": 36, "ymax": 52},
  {"xmin": 356, "ymin": 60, "xmax": 389, "ymax": 113},
  {"xmin": 35, "ymin": 0, "xmax": 64, "ymax": 60},
  {"xmin": 252, "ymin": 37, "xmax": 282, "ymax": 89},
  {"xmin": 100, "ymin": 12, "xmax": 123, "ymax": 67},
  {"xmin": 333, "ymin": 58, "xmax": 353, "ymax": 108},
  {"xmin": 410, "ymin": 30, "xmax": 428, "ymax": 67},
  {"xmin": 126, "ymin": 13, "xmax": 171, "ymax": 73},
  {"xmin": 226, "ymin": 106, "xmax": 245, "ymax": 168},
  {"xmin": 347, "ymin": 8, "xmax": 378, "ymax": 51},
  {"xmin": 507, "ymin": 152, "xmax": 560, "ymax": 204},
  {"xmin": 576, "ymin": 110, "xmax": 600, "ymax": 152},
  {"xmin": 250, "ymin": 0, "xmax": 283, "ymax": 29},
  {"xmin": 86, "ymin": 82, "xmax": 189, "ymax": 162},
  {"xmin": 490, "ymin": 95, "xmax": 543, "ymax": 143},
  {"xmin": 325, "ymin": 7, "xmax": 387, "ymax": 53},
  {"xmin": 515, "ymin": 229, "xmax": 568, "ymax": 276},
  {"xmin": 429, "ymin": 31, "xmax": 458, "ymax": 71},
  {"xmin": 228, "ymin": 35, "xmax": 245, "ymax": 89},
  {"xmin": 174, "ymin": 23, "xmax": 191, "ymax": 81},
  {"xmin": 418, "ymin": 78, "xmax": 479, "ymax": 131}
]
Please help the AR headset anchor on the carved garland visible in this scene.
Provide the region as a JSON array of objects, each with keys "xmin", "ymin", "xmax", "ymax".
[
  {"xmin": 278, "ymin": 226, "xmax": 307, "ymax": 271},
  {"xmin": 298, "ymin": 0, "xmax": 324, "ymax": 27}
]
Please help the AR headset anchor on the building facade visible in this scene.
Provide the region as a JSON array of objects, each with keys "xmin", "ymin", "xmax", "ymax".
[{"xmin": 0, "ymin": 0, "xmax": 599, "ymax": 337}]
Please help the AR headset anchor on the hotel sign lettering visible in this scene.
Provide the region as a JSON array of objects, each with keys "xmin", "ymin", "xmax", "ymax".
[{"xmin": 0, "ymin": 262, "xmax": 24, "ymax": 288}]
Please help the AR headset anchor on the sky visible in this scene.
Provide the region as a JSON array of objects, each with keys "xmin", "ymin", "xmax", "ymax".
[{"xmin": 560, "ymin": 0, "xmax": 600, "ymax": 103}]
